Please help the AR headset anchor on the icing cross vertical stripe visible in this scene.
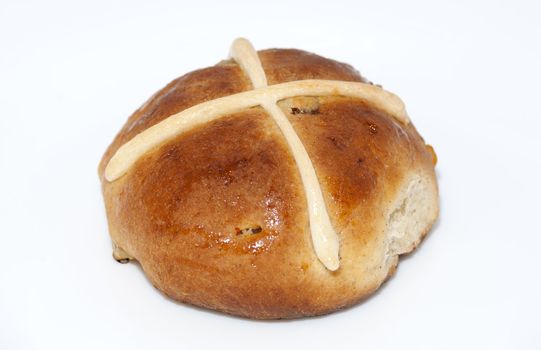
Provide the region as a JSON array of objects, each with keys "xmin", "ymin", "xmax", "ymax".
[{"xmin": 229, "ymin": 38, "xmax": 340, "ymax": 271}]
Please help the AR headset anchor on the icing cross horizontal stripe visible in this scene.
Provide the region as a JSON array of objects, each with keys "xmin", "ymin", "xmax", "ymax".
[{"xmin": 105, "ymin": 80, "xmax": 408, "ymax": 182}]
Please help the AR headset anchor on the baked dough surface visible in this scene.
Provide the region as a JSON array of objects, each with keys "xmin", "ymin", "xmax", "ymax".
[{"xmin": 98, "ymin": 40, "xmax": 439, "ymax": 319}]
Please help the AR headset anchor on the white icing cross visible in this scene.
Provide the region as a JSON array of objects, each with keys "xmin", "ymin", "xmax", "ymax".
[{"xmin": 104, "ymin": 38, "xmax": 409, "ymax": 271}]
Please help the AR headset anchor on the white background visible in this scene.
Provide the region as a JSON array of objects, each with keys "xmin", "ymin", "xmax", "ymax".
[{"xmin": 1, "ymin": 0, "xmax": 540, "ymax": 349}]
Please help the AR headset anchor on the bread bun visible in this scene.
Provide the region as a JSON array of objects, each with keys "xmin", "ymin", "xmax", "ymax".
[{"xmin": 98, "ymin": 38, "xmax": 439, "ymax": 319}]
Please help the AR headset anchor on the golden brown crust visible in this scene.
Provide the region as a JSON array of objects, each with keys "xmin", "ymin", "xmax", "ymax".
[
  {"xmin": 99, "ymin": 48, "xmax": 438, "ymax": 319},
  {"xmin": 259, "ymin": 49, "xmax": 367, "ymax": 85}
]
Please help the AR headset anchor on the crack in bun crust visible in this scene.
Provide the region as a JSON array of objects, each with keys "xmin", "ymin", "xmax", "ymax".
[{"xmin": 98, "ymin": 44, "xmax": 439, "ymax": 319}]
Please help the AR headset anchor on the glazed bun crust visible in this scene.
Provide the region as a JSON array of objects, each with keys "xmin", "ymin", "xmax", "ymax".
[{"xmin": 99, "ymin": 48, "xmax": 438, "ymax": 319}]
